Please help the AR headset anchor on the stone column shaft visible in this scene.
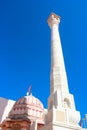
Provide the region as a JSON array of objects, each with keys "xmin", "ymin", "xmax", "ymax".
[{"xmin": 48, "ymin": 13, "xmax": 69, "ymax": 95}]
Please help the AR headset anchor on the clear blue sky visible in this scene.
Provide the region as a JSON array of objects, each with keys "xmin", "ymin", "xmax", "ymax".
[{"xmin": 0, "ymin": 0, "xmax": 87, "ymax": 119}]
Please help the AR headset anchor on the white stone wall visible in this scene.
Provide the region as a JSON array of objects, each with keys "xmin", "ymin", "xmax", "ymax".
[{"xmin": 0, "ymin": 97, "xmax": 15, "ymax": 123}]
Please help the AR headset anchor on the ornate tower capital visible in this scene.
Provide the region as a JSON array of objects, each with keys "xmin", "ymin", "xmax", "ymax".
[{"xmin": 47, "ymin": 13, "xmax": 60, "ymax": 28}]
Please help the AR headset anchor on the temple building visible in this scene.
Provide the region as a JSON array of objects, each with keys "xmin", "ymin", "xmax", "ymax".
[{"xmin": 0, "ymin": 13, "xmax": 86, "ymax": 130}]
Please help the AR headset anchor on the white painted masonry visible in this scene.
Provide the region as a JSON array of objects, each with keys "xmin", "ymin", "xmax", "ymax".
[{"xmin": 0, "ymin": 97, "xmax": 15, "ymax": 123}]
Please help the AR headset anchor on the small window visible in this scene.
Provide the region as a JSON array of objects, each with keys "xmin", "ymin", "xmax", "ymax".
[{"xmin": 63, "ymin": 98, "xmax": 71, "ymax": 108}]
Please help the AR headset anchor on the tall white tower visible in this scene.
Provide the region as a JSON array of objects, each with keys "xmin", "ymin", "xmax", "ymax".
[
  {"xmin": 48, "ymin": 13, "xmax": 74, "ymax": 110},
  {"xmin": 40, "ymin": 13, "xmax": 81, "ymax": 130}
]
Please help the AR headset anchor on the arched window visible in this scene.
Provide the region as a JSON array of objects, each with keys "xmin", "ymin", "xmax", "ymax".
[{"xmin": 63, "ymin": 98, "xmax": 71, "ymax": 108}]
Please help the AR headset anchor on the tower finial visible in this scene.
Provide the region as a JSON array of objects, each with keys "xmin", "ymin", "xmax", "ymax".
[{"xmin": 47, "ymin": 13, "xmax": 60, "ymax": 28}]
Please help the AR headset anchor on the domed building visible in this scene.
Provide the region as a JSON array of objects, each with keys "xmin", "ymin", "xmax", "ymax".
[{"xmin": 0, "ymin": 94, "xmax": 45, "ymax": 130}]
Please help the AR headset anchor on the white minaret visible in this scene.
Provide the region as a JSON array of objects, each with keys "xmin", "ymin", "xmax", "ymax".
[{"xmin": 40, "ymin": 13, "xmax": 81, "ymax": 130}]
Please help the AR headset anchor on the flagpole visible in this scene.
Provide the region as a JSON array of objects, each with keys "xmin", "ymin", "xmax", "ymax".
[{"xmin": 26, "ymin": 85, "xmax": 32, "ymax": 96}]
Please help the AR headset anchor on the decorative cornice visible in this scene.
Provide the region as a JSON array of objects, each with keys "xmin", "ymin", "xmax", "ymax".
[{"xmin": 47, "ymin": 13, "xmax": 60, "ymax": 28}]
